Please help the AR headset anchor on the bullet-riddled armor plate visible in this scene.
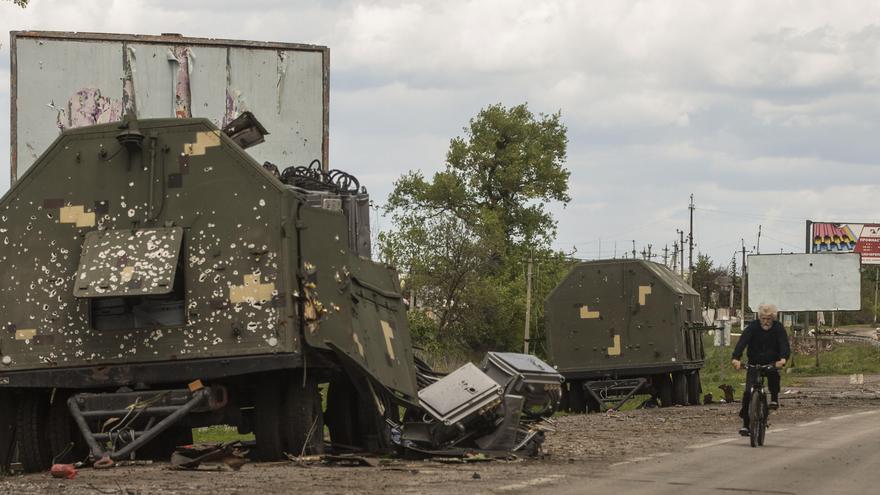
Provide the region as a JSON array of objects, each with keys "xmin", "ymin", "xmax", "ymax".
[{"xmin": 74, "ymin": 227, "xmax": 183, "ymax": 297}]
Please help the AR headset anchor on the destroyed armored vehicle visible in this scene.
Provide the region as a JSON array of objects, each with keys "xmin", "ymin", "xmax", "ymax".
[
  {"xmin": 545, "ymin": 259, "xmax": 707, "ymax": 412},
  {"xmin": 0, "ymin": 116, "xmax": 561, "ymax": 473}
]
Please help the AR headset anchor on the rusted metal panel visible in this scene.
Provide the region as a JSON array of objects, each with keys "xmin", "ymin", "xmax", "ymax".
[{"xmin": 10, "ymin": 31, "xmax": 329, "ymax": 183}]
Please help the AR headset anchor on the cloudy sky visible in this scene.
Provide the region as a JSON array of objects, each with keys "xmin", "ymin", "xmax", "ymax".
[{"xmin": 2, "ymin": 0, "xmax": 880, "ymax": 269}]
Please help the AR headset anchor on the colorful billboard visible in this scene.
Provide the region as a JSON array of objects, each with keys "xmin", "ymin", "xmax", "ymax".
[{"xmin": 807, "ymin": 221, "xmax": 880, "ymax": 264}]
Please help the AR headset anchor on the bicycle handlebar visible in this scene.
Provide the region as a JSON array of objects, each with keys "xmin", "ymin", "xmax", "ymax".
[{"xmin": 745, "ymin": 364, "xmax": 778, "ymax": 372}]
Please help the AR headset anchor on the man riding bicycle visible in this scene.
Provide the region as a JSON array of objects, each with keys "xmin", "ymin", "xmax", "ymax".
[{"xmin": 731, "ymin": 303, "xmax": 791, "ymax": 436}]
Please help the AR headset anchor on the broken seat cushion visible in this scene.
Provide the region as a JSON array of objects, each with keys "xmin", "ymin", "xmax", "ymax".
[{"xmin": 74, "ymin": 227, "xmax": 184, "ymax": 298}]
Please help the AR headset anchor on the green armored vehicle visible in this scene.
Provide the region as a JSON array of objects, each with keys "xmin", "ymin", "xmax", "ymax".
[
  {"xmin": 545, "ymin": 259, "xmax": 706, "ymax": 412},
  {"xmin": 0, "ymin": 115, "xmax": 561, "ymax": 473},
  {"xmin": 0, "ymin": 114, "xmax": 419, "ymax": 470}
]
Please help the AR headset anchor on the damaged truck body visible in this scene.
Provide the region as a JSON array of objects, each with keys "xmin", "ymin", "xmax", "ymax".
[
  {"xmin": 545, "ymin": 259, "xmax": 708, "ymax": 412},
  {"xmin": 0, "ymin": 115, "xmax": 561, "ymax": 472},
  {"xmin": 0, "ymin": 32, "xmax": 562, "ymax": 473}
]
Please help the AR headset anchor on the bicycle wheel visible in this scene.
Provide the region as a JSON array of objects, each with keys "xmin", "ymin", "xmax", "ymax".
[
  {"xmin": 757, "ymin": 396, "xmax": 768, "ymax": 446},
  {"xmin": 748, "ymin": 389, "xmax": 763, "ymax": 448}
]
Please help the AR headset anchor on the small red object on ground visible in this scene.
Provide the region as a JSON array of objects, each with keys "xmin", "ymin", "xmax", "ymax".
[{"xmin": 50, "ymin": 463, "xmax": 77, "ymax": 479}]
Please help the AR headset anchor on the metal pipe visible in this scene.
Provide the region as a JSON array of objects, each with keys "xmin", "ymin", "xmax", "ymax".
[
  {"xmin": 110, "ymin": 388, "xmax": 208, "ymax": 460},
  {"xmin": 67, "ymin": 396, "xmax": 107, "ymax": 459},
  {"xmin": 79, "ymin": 405, "xmax": 186, "ymax": 418}
]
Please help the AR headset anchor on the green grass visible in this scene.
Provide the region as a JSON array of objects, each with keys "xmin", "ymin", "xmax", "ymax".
[
  {"xmin": 786, "ymin": 342, "xmax": 880, "ymax": 377},
  {"xmin": 192, "ymin": 425, "xmax": 254, "ymax": 444},
  {"xmin": 699, "ymin": 334, "xmax": 880, "ymax": 397}
]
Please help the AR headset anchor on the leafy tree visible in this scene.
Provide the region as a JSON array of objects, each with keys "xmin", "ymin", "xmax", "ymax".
[
  {"xmin": 381, "ymin": 103, "xmax": 571, "ymax": 354},
  {"xmin": 690, "ymin": 253, "xmax": 729, "ymax": 309}
]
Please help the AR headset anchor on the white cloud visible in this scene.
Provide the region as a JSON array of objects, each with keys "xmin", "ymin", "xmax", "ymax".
[{"xmin": 1, "ymin": 0, "xmax": 880, "ymax": 264}]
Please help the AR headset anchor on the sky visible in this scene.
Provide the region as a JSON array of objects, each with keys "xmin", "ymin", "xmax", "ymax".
[{"xmin": 2, "ymin": 0, "xmax": 880, "ymax": 271}]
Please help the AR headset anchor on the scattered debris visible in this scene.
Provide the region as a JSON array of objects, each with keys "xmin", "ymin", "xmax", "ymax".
[
  {"xmin": 49, "ymin": 463, "xmax": 77, "ymax": 479},
  {"xmin": 719, "ymin": 384, "xmax": 736, "ymax": 403},
  {"xmin": 170, "ymin": 442, "xmax": 249, "ymax": 471}
]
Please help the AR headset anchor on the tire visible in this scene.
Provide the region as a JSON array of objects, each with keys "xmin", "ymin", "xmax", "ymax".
[
  {"xmin": 568, "ymin": 381, "xmax": 587, "ymax": 413},
  {"xmin": 585, "ymin": 391, "xmax": 601, "ymax": 414},
  {"xmin": 254, "ymin": 373, "xmax": 285, "ymax": 460},
  {"xmin": 558, "ymin": 384, "xmax": 571, "ymax": 412},
  {"xmin": 686, "ymin": 371, "xmax": 702, "ymax": 406},
  {"xmin": 0, "ymin": 390, "xmax": 18, "ymax": 474},
  {"xmin": 280, "ymin": 369, "xmax": 324, "ymax": 457},
  {"xmin": 655, "ymin": 374, "xmax": 673, "ymax": 408},
  {"xmin": 749, "ymin": 389, "xmax": 763, "ymax": 448},
  {"xmin": 16, "ymin": 390, "xmax": 52, "ymax": 472},
  {"xmin": 47, "ymin": 391, "xmax": 90, "ymax": 464},
  {"xmin": 326, "ymin": 376, "xmax": 359, "ymax": 449},
  {"xmin": 672, "ymin": 372, "xmax": 688, "ymax": 406}
]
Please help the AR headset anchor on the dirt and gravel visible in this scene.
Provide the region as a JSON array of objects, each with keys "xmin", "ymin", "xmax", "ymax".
[{"xmin": 2, "ymin": 374, "xmax": 878, "ymax": 495}]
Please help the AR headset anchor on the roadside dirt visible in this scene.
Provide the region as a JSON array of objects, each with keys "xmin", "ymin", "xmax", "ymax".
[{"xmin": 3, "ymin": 374, "xmax": 878, "ymax": 495}]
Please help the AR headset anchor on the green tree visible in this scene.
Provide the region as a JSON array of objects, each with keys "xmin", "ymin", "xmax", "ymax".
[
  {"xmin": 691, "ymin": 253, "xmax": 729, "ymax": 309},
  {"xmin": 381, "ymin": 103, "xmax": 571, "ymax": 354}
]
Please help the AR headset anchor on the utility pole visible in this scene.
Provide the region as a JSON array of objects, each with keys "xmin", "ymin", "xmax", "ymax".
[
  {"xmin": 757, "ymin": 224, "xmax": 762, "ymax": 254},
  {"xmin": 688, "ymin": 194, "xmax": 695, "ymax": 285},
  {"xmin": 632, "ymin": 240, "xmax": 636, "ymax": 259},
  {"xmin": 523, "ymin": 253, "xmax": 533, "ymax": 354},
  {"xmin": 672, "ymin": 241, "xmax": 679, "ymax": 272},
  {"xmin": 647, "ymin": 244, "xmax": 653, "ymax": 260},
  {"xmin": 663, "ymin": 244, "xmax": 669, "ymax": 267},
  {"xmin": 874, "ymin": 267, "xmax": 879, "ymax": 325},
  {"xmin": 741, "ymin": 239, "xmax": 746, "ymax": 334},
  {"xmin": 678, "ymin": 229, "xmax": 685, "ymax": 278}
]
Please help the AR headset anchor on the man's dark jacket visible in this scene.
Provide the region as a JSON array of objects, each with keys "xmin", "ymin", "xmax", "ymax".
[{"xmin": 732, "ymin": 320, "xmax": 791, "ymax": 365}]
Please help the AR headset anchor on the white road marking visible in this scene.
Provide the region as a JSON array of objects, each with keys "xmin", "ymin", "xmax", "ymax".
[
  {"xmin": 610, "ymin": 461, "xmax": 632, "ymax": 467},
  {"xmin": 797, "ymin": 420, "xmax": 823, "ymax": 427},
  {"xmin": 771, "ymin": 427, "xmax": 789, "ymax": 433},
  {"xmin": 853, "ymin": 410, "xmax": 880, "ymax": 416},
  {"xmin": 495, "ymin": 474, "xmax": 566, "ymax": 492},
  {"xmin": 830, "ymin": 414, "xmax": 853, "ymax": 421},
  {"xmin": 687, "ymin": 438, "xmax": 737, "ymax": 449}
]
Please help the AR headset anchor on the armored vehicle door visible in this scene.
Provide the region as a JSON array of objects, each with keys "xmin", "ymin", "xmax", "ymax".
[{"xmin": 295, "ymin": 202, "xmax": 418, "ymax": 401}]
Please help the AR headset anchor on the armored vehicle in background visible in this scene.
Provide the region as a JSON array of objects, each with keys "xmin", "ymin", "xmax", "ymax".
[
  {"xmin": 0, "ymin": 116, "xmax": 560, "ymax": 473},
  {"xmin": 545, "ymin": 259, "xmax": 706, "ymax": 412}
]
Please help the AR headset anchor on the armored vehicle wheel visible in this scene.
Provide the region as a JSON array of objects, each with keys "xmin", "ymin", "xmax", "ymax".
[
  {"xmin": 558, "ymin": 384, "xmax": 571, "ymax": 412},
  {"xmin": 47, "ymin": 391, "xmax": 89, "ymax": 464},
  {"xmin": 280, "ymin": 370, "xmax": 324, "ymax": 456},
  {"xmin": 254, "ymin": 373, "xmax": 285, "ymax": 460},
  {"xmin": 326, "ymin": 376, "xmax": 360, "ymax": 449},
  {"xmin": 568, "ymin": 381, "xmax": 587, "ymax": 413},
  {"xmin": 585, "ymin": 391, "xmax": 601, "ymax": 413},
  {"xmin": 654, "ymin": 374, "xmax": 673, "ymax": 407},
  {"xmin": 672, "ymin": 371, "xmax": 688, "ymax": 405},
  {"xmin": 16, "ymin": 390, "xmax": 52, "ymax": 472},
  {"xmin": 686, "ymin": 371, "xmax": 702, "ymax": 406},
  {"xmin": 0, "ymin": 391, "xmax": 16, "ymax": 474}
]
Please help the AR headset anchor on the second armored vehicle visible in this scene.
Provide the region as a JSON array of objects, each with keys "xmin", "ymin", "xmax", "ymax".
[{"xmin": 545, "ymin": 259, "xmax": 706, "ymax": 412}]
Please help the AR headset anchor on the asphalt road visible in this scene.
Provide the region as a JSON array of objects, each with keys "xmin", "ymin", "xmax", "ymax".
[{"xmin": 548, "ymin": 408, "xmax": 880, "ymax": 495}]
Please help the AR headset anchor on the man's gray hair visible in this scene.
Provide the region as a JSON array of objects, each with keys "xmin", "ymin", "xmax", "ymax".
[{"xmin": 757, "ymin": 303, "xmax": 778, "ymax": 319}]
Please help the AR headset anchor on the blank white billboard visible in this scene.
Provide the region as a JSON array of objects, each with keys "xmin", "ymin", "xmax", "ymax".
[{"xmin": 747, "ymin": 253, "xmax": 861, "ymax": 311}]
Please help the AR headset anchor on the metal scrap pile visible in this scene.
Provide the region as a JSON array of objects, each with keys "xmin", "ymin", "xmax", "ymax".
[{"xmin": 394, "ymin": 352, "xmax": 563, "ymax": 457}]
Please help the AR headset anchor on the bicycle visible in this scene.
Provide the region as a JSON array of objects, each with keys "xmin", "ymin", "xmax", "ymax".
[{"xmin": 745, "ymin": 364, "xmax": 777, "ymax": 447}]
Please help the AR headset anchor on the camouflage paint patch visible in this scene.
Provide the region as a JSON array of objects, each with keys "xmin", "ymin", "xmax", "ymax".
[
  {"xmin": 352, "ymin": 332, "xmax": 365, "ymax": 356},
  {"xmin": 579, "ymin": 305, "xmax": 600, "ymax": 319},
  {"xmin": 183, "ymin": 131, "xmax": 221, "ymax": 156},
  {"xmin": 638, "ymin": 285, "xmax": 652, "ymax": 306},
  {"xmin": 59, "ymin": 205, "xmax": 96, "ymax": 227},
  {"xmin": 607, "ymin": 334, "xmax": 621, "ymax": 356},
  {"xmin": 380, "ymin": 320, "xmax": 396, "ymax": 361},
  {"xmin": 229, "ymin": 274, "xmax": 275, "ymax": 304},
  {"xmin": 14, "ymin": 329, "xmax": 36, "ymax": 341}
]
